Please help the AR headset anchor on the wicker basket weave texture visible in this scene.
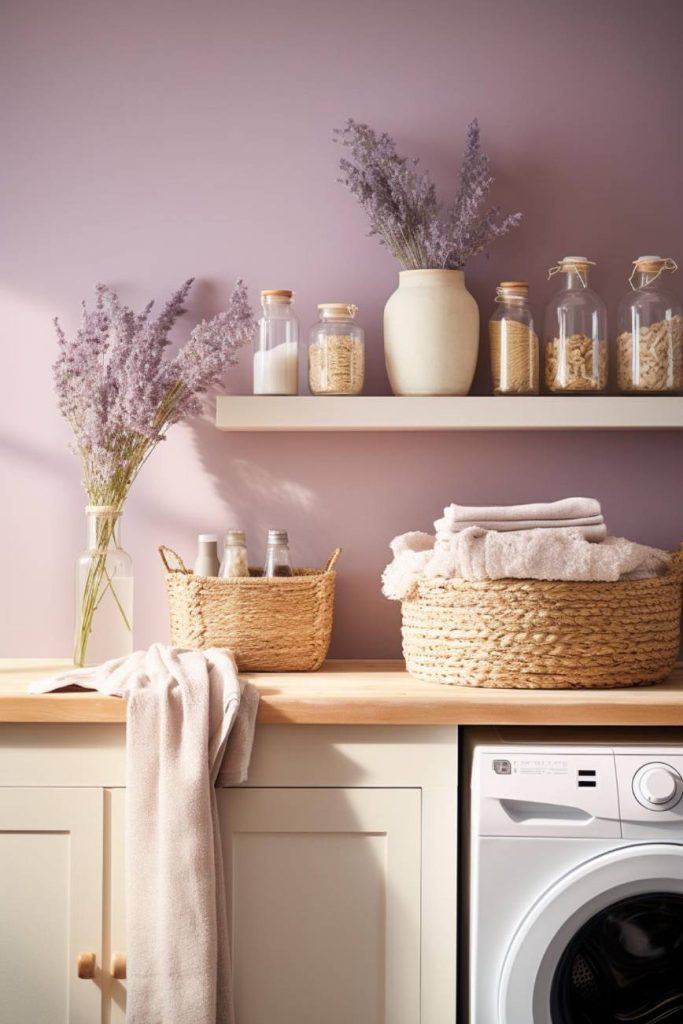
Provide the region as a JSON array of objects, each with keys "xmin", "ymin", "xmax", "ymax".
[
  {"xmin": 401, "ymin": 545, "xmax": 683, "ymax": 690},
  {"xmin": 160, "ymin": 546, "xmax": 340, "ymax": 672}
]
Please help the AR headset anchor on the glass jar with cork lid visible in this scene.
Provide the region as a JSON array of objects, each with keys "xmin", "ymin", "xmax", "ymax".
[
  {"xmin": 617, "ymin": 256, "xmax": 682, "ymax": 394},
  {"xmin": 544, "ymin": 257, "xmax": 608, "ymax": 394},
  {"xmin": 308, "ymin": 304, "xmax": 365, "ymax": 395},
  {"xmin": 254, "ymin": 289, "xmax": 299, "ymax": 395},
  {"xmin": 489, "ymin": 281, "xmax": 539, "ymax": 395}
]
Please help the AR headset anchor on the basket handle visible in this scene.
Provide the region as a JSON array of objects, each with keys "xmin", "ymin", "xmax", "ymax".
[
  {"xmin": 159, "ymin": 545, "xmax": 191, "ymax": 574},
  {"xmin": 324, "ymin": 548, "xmax": 342, "ymax": 572}
]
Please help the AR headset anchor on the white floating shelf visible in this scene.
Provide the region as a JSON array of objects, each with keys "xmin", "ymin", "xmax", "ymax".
[{"xmin": 215, "ymin": 395, "xmax": 683, "ymax": 432}]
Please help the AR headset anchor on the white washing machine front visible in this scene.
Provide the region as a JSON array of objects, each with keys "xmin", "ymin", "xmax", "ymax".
[
  {"xmin": 498, "ymin": 843, "xmax": 683, "ymax": 1024},
  {"xmin": 469, "ymin": 743, "xmax": 683, "ymax": 1024}
]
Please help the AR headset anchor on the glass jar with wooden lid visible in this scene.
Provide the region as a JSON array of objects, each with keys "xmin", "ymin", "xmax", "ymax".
[
  {"xmin": 617, "ymin": 256, "xmax": 682, "ymax": 394},
  {"xmin": 489, "ymin": 282, "xmax": 539, "ymax": 395},
  {"xmin": 544, "ymin": 257, "xmax": 608, "ymax": 394},
  {"xmin": 254, "ymin": 289, "xmax": 299, "ymax": 395},
  {"xmin": 308, "ymin": 303, "xmax": 365, "ymax": 395}
]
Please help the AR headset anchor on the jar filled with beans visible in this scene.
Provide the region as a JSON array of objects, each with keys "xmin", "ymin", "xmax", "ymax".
[
  {"xmin": 617, "ymin": 256, "xmax": 682, "ymax": 394},
  {"xmin": 544, "ymin": 257, "xmax": 608, "ymax": 394},
  {"xmin": 308, "ymin": 304, "xmax": 365, "ymax": 395}
]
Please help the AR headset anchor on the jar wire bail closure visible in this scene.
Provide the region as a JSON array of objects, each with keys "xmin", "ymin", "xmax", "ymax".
[
  {"xmin": 629, "ymin": 256, "xmax": 678, "ymax": 291},
  {"xmin": 547, "ymin": 257, "xmax": 596, "ymax": 290}
]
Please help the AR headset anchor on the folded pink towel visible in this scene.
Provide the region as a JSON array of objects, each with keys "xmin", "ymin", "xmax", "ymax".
[
  {"xmin": 430, "ymin": 528, "xmax": 669, "ymax": 583},
  {"xmin": 442, "ymin": 497, "xmax": 602, "ymax": 523},
  {"xmin": 382, "ymin": 528, "xmax": 670, "ymax": 600}
]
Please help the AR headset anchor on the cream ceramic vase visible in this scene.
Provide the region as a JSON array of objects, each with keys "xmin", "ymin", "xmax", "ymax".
[{"xmin": 383, "ymin": 269, "xmax": 479, "ymax": 395}]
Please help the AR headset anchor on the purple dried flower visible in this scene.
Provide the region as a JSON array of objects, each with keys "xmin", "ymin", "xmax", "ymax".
[
  {"xmin": 170, "ymin": 280, "xmax": 254, "ymax": 420},
  {"xmin": 53, "ymin": 279, "xmax": 255, "ymax": 504},
  {"xmin": 335, "ymin": 117, "xmax": 521, "ymax": 269}
]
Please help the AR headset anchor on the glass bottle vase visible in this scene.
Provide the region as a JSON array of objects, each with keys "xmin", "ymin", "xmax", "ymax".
[{"xmin": 74, "ymin": 505, "xmax": 134, "ymax": 667}]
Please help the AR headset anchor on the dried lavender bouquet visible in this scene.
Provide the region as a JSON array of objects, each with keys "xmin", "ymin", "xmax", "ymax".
[
  {"xmin": 335, "ymin": 118, "xmax": 521, "ymax": 269},
  {"xmin": 54, "ymin": 279, "xmax": 255, "ymax": 664}
]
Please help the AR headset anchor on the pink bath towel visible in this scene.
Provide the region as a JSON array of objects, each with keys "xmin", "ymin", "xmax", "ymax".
[{"xmin": 31, "ymin": 644, "xmax": 259, "ymax": 1024}]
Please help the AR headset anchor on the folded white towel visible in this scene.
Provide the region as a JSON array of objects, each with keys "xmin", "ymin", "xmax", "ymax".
[
  {"xmin": 436, "ymin": 514, "xmax": 604, "ymax": 531},
  {"xmin": 31, "ymin": 644, "xmax": 259, "ymax": 1024},
  {"xmin": 435, "ymin": 516, "xmax": 606, "ymax": 541},
  {"xmin": 382, "ymin": 528, "xmax": 670, "ymax": 599},
  {"xmin": 442, "ymin": 497, "xmax": 602, "ymax": 524}
]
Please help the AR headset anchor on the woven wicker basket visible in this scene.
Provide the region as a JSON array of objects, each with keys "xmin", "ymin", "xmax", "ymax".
[
  {"xmin": 160, "ymin": 546, "xmax": 340, "ymax": 671},
  {"xmin": 401, "ymin": 546, "xmax": 683, "ymax": 689}
]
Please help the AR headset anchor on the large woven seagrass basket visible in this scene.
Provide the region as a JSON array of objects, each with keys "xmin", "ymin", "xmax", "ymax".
[
  {"xmin": 160, "ymin": 546, "xmax": 340, "ymax": 671},
  {"xmin": 401, "ymin": 545, "xmax": 683, "ymax": 689}
]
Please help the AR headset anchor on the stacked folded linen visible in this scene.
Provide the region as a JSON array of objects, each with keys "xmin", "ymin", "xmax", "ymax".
[
  {"xmin": 382, "ymin": 528, "xmax": 670, "ymax": 600},
  {"xmin": 381, "ymin": 498, "xmax": 671, "ymax": 601},
  {"xmin": 436, "ymin": 497, "xmax": 607, "ymax": 541}
]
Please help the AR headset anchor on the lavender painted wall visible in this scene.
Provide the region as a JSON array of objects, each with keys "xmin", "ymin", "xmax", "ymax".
[{"xmin": 1, "ymin": 0, "xmax": 682, "ymax": 658}]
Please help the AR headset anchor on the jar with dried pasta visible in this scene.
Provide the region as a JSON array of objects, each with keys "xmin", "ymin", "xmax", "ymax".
[
  {"xmin": 489, "ymin": 282, "xmax": 539, "ymax": 395},
  {"xmin": 617, "ymin": 256, "xmax": 682, "ymax": 394},
  {"xmin": 308, "ymin": 304, "xmax": 365, "ymax": 395},
  {"xmin": 544, "ymin": 257, "xmax": 608, "ymax": 394}
]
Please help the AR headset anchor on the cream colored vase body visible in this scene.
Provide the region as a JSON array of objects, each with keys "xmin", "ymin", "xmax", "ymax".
[{"xmin": 384, "ymin": 269, "xmax": 479, "ymax": 395}]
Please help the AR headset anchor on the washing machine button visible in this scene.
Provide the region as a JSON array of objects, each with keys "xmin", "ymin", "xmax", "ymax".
[{"xmin": 633, "ymin": 763, "xmax": 682, "ymax": 809}]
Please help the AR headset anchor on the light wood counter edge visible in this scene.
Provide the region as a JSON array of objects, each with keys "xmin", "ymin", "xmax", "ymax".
[{"xmin": 1, "ymin": 659, "xmax": 683, "ymax": 726}]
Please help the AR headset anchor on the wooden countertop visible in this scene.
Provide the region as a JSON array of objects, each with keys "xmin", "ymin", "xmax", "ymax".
[{"xmin": 2, "ymin": 659, "xmax": 683, "ymax": 726}]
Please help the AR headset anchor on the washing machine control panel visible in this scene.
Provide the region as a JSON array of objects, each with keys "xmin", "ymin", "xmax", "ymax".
[
  {"xmin": 474, "ymin": 746, "xmax": 683, "ymax": 838},
  {"xmin": 632, "ymin": 762, "xmax": 683, "ymax": 811}
]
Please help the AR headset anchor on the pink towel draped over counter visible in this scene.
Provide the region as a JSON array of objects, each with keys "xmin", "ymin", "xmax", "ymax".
[{"xmin": 31, "ymin": 643, "xmax": 259, "ymax": 1024}]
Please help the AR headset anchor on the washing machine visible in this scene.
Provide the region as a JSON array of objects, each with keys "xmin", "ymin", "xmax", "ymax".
[{"xmin": 467, "ymin": 735, "xmax": 683, "ymax": 1024}]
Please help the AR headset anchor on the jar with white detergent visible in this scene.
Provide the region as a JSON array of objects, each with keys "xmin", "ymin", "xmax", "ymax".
[{"xmin": 254, "ymin": 289, "xmax": 299, "ymax": 394}]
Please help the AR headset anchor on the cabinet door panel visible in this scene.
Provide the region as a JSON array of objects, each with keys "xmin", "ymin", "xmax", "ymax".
[
  {"xmin": 218, "ymin": 787, "xmax": 421, "ymax": 1024},
  {"xmin": 0, "ymin": 788, "xmax": 103, "ymax": 1024}
]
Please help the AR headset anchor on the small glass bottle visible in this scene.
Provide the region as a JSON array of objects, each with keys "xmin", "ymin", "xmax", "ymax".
[
  {"xmin": 254, "ymin": 289, "xmax": 299, "ymax": 395},
  {"xmin": 489, "ymin": 282, "xmax": 539, "ymax": 395},
  {"xmin": 194, "ymin": 534, "xmax": 220, "ymax": 577},
  {"xmin": 219, "ymin": 529, "xmax": 250, "ymax": 578},
  {"xmin": 74, "ymin": 505, "xmax": 133, "ymax": 667},
  {"xmin": 264, "ymin": 529, "xmax": 293, "ymax": 578},
  {"xmin": 617, "ymin": 256, "xmax": 682, "ymax": 394},
  {"xmin": 308, "ymin": 303, "xmax": 365, "ymax": 395},
  {"xmin": 544, "ymin": 257, "xmax": 608, "ymax": 394}
]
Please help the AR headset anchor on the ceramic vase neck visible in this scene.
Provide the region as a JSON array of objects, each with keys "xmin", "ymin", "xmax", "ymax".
[{"xmin": 398, "ymin": 269, "xmax": 465, "ymax": 289}]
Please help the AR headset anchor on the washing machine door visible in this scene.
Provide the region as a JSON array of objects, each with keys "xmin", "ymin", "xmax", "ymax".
[{"xmin": 499, "ymin": 843, "xmax": 683, "ymax": 1024}]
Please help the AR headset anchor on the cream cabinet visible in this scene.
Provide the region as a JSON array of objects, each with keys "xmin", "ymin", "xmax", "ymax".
[
  {"xmin": 223, "ymin": 725, "xmax": 460, "ymax": 1023},
  {"xmin": 0, "ymin": 722, "xmax": 458, "ymax": 1024},
  {"xmin": 220, "ymin": 786, "xmax": 421, "ymax": 1024},
  {"xmin": 0, "ymin": 786, "xmax": 104, "ymax": 1024}
]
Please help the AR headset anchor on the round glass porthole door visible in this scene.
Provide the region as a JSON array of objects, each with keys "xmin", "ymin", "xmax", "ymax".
[
  {"xmin": 498, "ymin": 846, "xmax": 683, "ymax": 1024},
  {"xmin": 551, "ymin": 892, "xmax": 683, "ymax": 1023}
]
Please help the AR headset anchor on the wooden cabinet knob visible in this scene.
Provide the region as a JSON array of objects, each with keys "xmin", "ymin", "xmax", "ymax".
[
  {"xmin": 77, "ymin": 952, "xmax": 96, "ymax": 979},
  {"xmin": 111, "ymin": 952, "xmax": 127, "ymax": 980}
]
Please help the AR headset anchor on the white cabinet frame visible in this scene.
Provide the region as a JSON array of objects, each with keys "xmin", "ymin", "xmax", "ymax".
[{"xmin": 0, "ymin": 787, "xmax": 104, "ymax": 1024}]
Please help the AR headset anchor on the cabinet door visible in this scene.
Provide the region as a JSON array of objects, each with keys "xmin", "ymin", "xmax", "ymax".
[
  {"xmin": 218, "ymin": 787, "xmax": 421, "ymax": 1024},
  {"xmin": 0, "ymin": 787, "xmax": 103, "ymax": 1024}
]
